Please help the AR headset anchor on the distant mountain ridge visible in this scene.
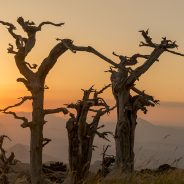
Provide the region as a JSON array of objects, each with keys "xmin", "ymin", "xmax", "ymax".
[
  {"xmin": 7, "ymin": 144, "xmax": 57, "ymax": 163},
  {"xmin": 0, "ymin": 113, "xmax": 184, "ymax": 168}
]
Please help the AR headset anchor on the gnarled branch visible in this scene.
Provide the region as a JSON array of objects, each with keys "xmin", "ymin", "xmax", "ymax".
[
  {"xmin": 95, "ymin": 131, "xmax": 113, "ymax": 142},
  {"xmin": 139, "ymin": 29, "xmax": 156, "ymax": 47},
  {"xmin": 38, "ymin": 21, "xmax": 64, "ymax": 31},
  {"xmin": 113, "ymin": 51, "xmax": 150, "ymax": 66},
  {"xmin": 90, "ymin": 105, "xmax": 116, "ymax": 128},
  {"xmin": 131, "ymin": 86, "xmax": 159, "ymax": 104},
  {"xmin": 60, "ymin": 41, "xmax": 118, "ymax": 67},
  {"xmin": 37, "ymin": 39, "xmax": 73, "ymax": 80},
  {"xmin": 126, "ymin": 29, "xmax": 184, "ymax": 85},
  {"xmin": 25, "ymin": 62, "xmax": 38, "ymax": 69},
  {"xmin": 16, "ymin": 17, "xmax": 64, "ymax": 55},
  {"xmin": 44, "ymin": 107, "xmax": 68, "ymax": 115},
  {"xmin": 7, "ymin": 44, "xmax": 17, "ymax": 54},
  {"xmin": 0, "ymin": 96, "xmax": 33, "ymax": 128},
  {"xmin": 16, "ymin": 78, "xmax": 31, "ymax": 91},
  {"xmin": 0, "ymin": 19, "xmax": 34, "ymax": 80},
  {"xmin": 165, "ymin": 49, "xmax": 184, "ymax": 57},
  {"xmin": 95, "ymin": 84, "xmax": 111, "ymax": 96},
  {"xmin": 42, "ymin": 138, "xmax": 51, "ymax": 148},
  {"xmin": 0, "ymin": 96, "xmax": 32, "ymax": 112},
  {"xmin": 131, "ymin": 86, "xmax": 159, "ymax": 114},
  {"xmin": 0, "ymin": 20, "xmax": 25, "ymax": 50},
  {"xmin": 2, "ymin": 111, "xmax": 31, "ymax": 128},
  {"xmin": 127, "ymin": 54, "xmax": 150, "ymax": 65},
  {"xmin": 17, "ymin": 17, "xmax": 64, "ymax": 33}
]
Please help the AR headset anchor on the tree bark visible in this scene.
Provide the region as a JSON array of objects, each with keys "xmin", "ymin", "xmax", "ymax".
[
  {"xmin": 67, "ymin": 121, "xmax": 94, "ymax": 184},
  {"xmin": 115, "ymin": 110, "xmax": 136, "ymax": 172},
  {"xmin": 30, "ymin": 82, "xmax": 44, "ymax": 184},
  {"xmin": 114, "ymin": 88, "xmax": 135, "ymax": 172}
]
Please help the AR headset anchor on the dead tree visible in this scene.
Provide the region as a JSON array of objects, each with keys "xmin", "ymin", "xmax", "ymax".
[
  {"xmin": 101, "ymin": 145, "xmax": 115, "ymax": 177},
  {"xmin": 0, "ymin": 135, "xmax": 16, "ymax": 184},
  {"xmin": 0, "ymin": 17, "xmax": 72, "ymax": 184},
  {"xmin": 65, "ymin": 85, "xmax": 116, "ymax": 184},
  {"xmin": 59, "ymin": 30, "xmax": 184, "ymax": 173}
]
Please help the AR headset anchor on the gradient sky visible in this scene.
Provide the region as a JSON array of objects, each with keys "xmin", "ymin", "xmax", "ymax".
[{"xmin": 0, "ymin": 0, "xmax": 184, "ymax": 126}]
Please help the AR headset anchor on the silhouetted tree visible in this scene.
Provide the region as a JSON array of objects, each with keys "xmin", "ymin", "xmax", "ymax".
[
  {"xmin": 65, "ymin": 85, "xmax": 115, "ymax": 184},
  {"xmin": 62, "ymin": 30, "xmax": 184, "ymax": 173},
  {"xmin": 0, "ymin": 17, "xmax": 74, "ymax": 184},
  {"xmin": 101, "ymin": 145, "xmax": 115, "ymax": 177},
  {"xmin": 0, "ymin": 135, "xmax": 16, "ymax": 184}
]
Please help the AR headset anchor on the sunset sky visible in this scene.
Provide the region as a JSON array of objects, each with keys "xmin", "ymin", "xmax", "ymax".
[{"xmin": 0, "ymin": 0, "xmax": 184, "ymax": 126}]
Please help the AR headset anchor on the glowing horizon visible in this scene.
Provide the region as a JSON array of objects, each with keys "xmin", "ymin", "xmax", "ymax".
[{"xmin": 0, "ymin": 0, "xmax": 184, "ymax": 126}]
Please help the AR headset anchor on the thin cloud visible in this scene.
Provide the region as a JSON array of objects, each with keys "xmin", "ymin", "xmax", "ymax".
[{"xmin": 160, "ymin": 101, "xmax": 184, "ymax": 108}]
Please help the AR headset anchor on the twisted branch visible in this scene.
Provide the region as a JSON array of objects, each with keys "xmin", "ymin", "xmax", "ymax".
[
  {"xmin": 131, "ymin": 86, "xmax": 159, "ymax": 104},
  {"xmin": 95, "ymin": 84, "xmax": 111, "ymax": 95},
  {"xmin": 25, "ymin": 62, "xmax": 38, "ymax": 69},
  {"xmin": 7, "ymin": 44, "xmax": 17, "ymax": 54},
  {"xmin": 165, "ymin": 49, "xmax": 184, "ymax": 56},
  {"xmin": 16, "ymin": 78, "xmax": 31, "ymax": 91},
  {"xmin": 95, "ymin": 131, "xmax": 113, "ymax": 142},
  {"xmin": 2, "ymin": 111, "xmax": 31, "ymax": 128},
  {"xmin": 0, "ymin": 96, "xmax": 32, "ymax": 112},
  {"xmin": 59, "ymin": 41, "xmax": 118, "ymax": 67},
  {"xmin": 113, "ymin": 51, "xmax": 150, "ymax": 66},
  {"xmin": 42, "ymin": 138, "xmax": 51, "ymax": 148},
  {"xmin": 44, "ymin": 107, "xmax": 69, "ymax": 115},
  {"xmin": 38, "ymin": 21, "xmax": 64, "ymax": 31},
  {"xmin": 131, "ymin": 86, "xmax": 159, "ymax": 114},
  {"xmin": 139, "ymin": 29, "xmax": 156, "ymax": 47},
  {"xmin": 17, "ymin": 17, "xmax": 64, "ymax": 33},
  {"xmin": 126, "ymin": 29, "xmax": 184, "ymax": 85},
  {"xmin": 16, "ymin": 17, "xmax": 64, "ymax": 56},
  {"xmin": 0, "ymin": 96, "xmax": 33, "ymax": 128},
  {"xmin": 37, "ymin": 39, "xmax": 72, "ymax": 80}
]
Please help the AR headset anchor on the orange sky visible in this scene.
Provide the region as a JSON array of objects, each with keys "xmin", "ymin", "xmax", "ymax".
[{"xmin": 0, "ymin": 0, "xmax": 184, "ymax": 126}]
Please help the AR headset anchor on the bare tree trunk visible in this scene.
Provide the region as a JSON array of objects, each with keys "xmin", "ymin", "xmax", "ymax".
[
  {"xmin": 65, "ymin": 85, "xmax": 114, "ymax": 184},
  {"xmin": 30, "ymin": 85, "xmax": 44, "ymax": 184},
  {"xmin": 30, "ymin": 127, "xmax": 43, "ymax": 184},
  {"xmin": 67, "ymin": 122, "xmax": 93, "ymax": 184},
  {"xmin": 115, "ymin": 110, "xmax": 136, "ymax": 172},
  {"xmin": 114, "ymin": 85, "xmax": 156, "ymax": 173},
  {"xmin": 115, "ymin": 90, "xmax": 135, "ymax": 172}
]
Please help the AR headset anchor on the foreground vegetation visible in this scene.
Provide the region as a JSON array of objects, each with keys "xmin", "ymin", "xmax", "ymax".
[{"xmin": 87, "ymin": 170, "xmax": 184, "ymax": 184}]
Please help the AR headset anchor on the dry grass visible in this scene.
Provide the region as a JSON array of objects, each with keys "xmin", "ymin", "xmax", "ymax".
[{"xmin": 86, "ymin": 170, "xmax": 184, "ymax": 184}]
